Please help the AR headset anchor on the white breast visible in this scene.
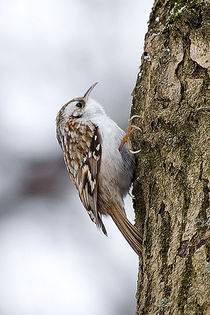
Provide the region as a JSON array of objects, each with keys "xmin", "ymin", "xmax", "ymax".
[{"xmin": 83, "ymin": 98, "xmax": 134, "ymax": 199}]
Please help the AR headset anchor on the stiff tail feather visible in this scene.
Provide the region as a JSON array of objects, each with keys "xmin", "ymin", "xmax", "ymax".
[{"xmin": 110, "ymin": 204, "xmax": 142, "ymax": 256}]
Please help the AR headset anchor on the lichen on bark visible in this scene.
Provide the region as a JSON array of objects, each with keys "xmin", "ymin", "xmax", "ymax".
[{"xmin": 131, "ymin": 0, "xmax": 210, "ymax": 314}]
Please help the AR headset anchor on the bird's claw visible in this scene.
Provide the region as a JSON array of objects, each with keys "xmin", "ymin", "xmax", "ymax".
[{"xmin": 119, "ymin": 115, "xmax": 142, "ymax": 153}]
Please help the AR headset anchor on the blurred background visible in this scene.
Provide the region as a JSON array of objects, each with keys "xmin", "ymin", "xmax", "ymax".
[{"xmin": 0, "ymin": 0, "xmax": 153, "ymax": 314}]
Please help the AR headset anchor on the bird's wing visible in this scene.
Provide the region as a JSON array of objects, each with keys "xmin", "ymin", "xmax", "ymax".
[{"xmin": 62, "ymin": 120, "xmax": 107, "ymax": 235}]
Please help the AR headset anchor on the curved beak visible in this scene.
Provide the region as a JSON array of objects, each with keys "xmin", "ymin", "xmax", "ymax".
[{"xmin": 83, "ymin": 82, "xmax": 98, "ymax": 101}]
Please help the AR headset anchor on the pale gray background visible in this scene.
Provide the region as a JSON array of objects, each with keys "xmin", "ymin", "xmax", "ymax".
[{"xmin": 0, "ymin": 0, "xmax": 153, "ymax": 314}]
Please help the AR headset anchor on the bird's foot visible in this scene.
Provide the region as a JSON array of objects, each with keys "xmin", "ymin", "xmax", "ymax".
[{"xmin": 119, "ymin": 115, "xmax": 142, "ymax": 154}]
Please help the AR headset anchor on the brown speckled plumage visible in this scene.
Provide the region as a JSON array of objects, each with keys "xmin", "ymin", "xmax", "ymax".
[{"xmin": 56, "ymin": 83, "xmax": 142, "ymax": 255}]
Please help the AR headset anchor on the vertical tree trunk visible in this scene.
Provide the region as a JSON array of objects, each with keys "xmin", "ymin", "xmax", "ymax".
[{"xmin": 131, "ymin": 0, "xmax": 210, "ymax": 314}]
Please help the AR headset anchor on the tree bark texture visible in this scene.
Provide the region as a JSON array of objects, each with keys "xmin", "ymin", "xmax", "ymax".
[{"xmin": 131, "ymin": 0, "xmax": 210, "ymax": 314}]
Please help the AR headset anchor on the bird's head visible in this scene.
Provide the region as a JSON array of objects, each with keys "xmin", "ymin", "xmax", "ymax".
[{"xmin": 56, "ymin": 82, "xmax": 105, "ymax": 128}]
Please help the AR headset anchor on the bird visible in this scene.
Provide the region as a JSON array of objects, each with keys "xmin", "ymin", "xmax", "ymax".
[{"xmin": 56, "ymin": 82, "xmax": 142, "ymax": 255}]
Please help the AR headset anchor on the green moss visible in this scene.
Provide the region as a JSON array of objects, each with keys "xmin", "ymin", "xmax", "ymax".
[{"xmin": 169, "ymin": 0, "xmax": 199, "ymax": 24}]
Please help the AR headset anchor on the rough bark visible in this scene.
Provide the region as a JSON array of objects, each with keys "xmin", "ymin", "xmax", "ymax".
[{"xmin": 131, "ymin": 0, "xmax": 210, "ymax": 314}]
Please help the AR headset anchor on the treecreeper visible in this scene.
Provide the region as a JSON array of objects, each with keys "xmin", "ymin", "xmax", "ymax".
[{"xmin": 56, "ymin": 83, "xmax": 142, "ymax": 255}]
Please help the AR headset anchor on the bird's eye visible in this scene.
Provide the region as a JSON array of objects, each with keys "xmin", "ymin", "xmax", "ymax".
[{"xmin": 76, "ymin": 102, "xmax": 83, "ymax": 108}]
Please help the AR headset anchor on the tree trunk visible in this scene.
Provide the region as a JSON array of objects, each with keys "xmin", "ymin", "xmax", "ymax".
[{"xmin": 131, "ymin": 0, "xmax": 210, "ymax": 314}]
